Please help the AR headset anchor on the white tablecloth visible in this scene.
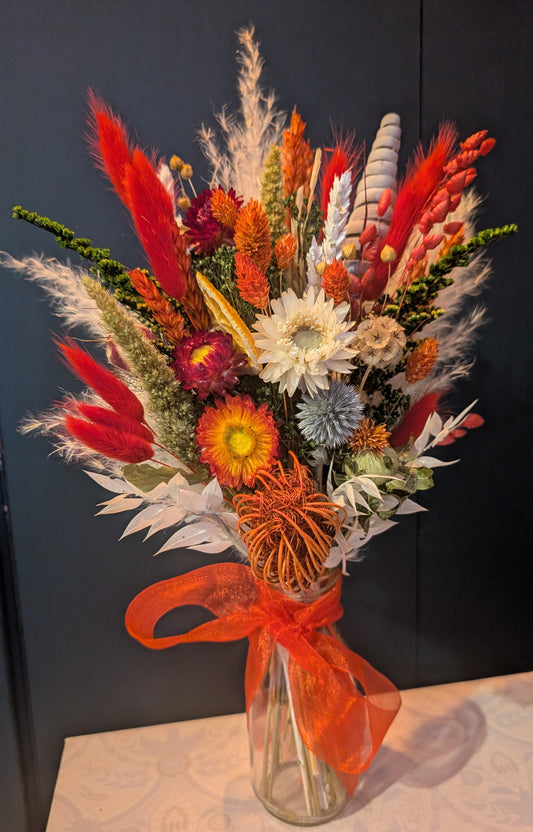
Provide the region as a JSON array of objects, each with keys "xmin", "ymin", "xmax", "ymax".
[{"xmin": 46, "ymin": 671, "xmax": 533, "ymax": 831}]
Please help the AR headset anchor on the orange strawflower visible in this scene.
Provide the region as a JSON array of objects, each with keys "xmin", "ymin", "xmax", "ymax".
[
  {"xmin": 405, "ymin": 337, "xmax": 439, "ymax": 383},
  {"xmin": 348, "ymin": 419, "xmax": 391, "ymax": 456},
  {"xmin": 282, "ymin": 110, "xmax": 315, "ymax": 198},
  {"xmin": 234, "ymin": 452, "xmax": 344, "ymax": 592},
  {"xmin": 321, "ymin": 258, "xmax": 350, "ymax": 304},
  {"xmin": 129, "ymin": 268, "xmax": 187, "ymax": 345},
  {"xmin": 210, "ymin": 188, "xmax": 240, "ymax": 230},
  {"xmin": 234, "ymin": 253, "xmax": 270, "ymax": 309},
  {"xmin": 234, "ymin": 198, "xmax": 272, "ymax": 272},
  {"xmin": 196, "ymin": 394, "xmax": 279, "ymax": 489},
  {"xmin": 274, "ymin": 232, "xmax": 298, "ymax": 270}
]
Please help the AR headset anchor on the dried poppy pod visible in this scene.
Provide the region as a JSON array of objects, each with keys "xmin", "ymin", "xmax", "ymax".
[{"xmin": 234, "ymin": 453, "xmax": 345, "ymax": 592}]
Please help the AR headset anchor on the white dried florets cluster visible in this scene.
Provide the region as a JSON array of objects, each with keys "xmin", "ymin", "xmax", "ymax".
[{"xmin": 353, "ymin": 315, "xmax": 406, "ymax": 369}]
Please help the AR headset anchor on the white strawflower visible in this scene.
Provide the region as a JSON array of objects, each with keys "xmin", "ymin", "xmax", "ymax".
[{"xmin": 252, "ymin": 287, "xmax": 357, "ymax": 396}]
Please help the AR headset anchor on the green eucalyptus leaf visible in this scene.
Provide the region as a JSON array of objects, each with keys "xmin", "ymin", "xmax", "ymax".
[
  {"xmin": 122, "ymin": 463, "xmax": 181, "ymax": 492},
  {"xmin": 415, "ymin": 466, "xmax": 434, "ymax": 491}
]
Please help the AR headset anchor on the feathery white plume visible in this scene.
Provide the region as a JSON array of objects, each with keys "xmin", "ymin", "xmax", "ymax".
[
  {"xmin": 0, "ymin": 253, "xmax": 103, "ymax": 337},
  {"xmin": 198, "ymin": 26, "xmax": 286, "ymax": 200}
]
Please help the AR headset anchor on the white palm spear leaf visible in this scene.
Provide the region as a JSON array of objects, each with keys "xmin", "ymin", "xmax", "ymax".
[
  {"xmin": 0, "ymin": 253, "xmax": 103, "ymax": 337},
  {"xmin": 344, "ymin": 113, "xmax": 401, "ymax": 253},
  {"xmin": 320, "ymin": 170, "xmax": 353, "ymax": 264},
  {"xmin": 198, "ymin": 27, "xmax": 286, "ymax": 200},
  {"xmin": 306, "ymin": 170, "xmax": 353, "ymax": 287}
]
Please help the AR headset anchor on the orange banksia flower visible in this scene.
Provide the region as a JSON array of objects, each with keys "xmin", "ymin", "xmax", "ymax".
[
  {"xmin": 234, "ymin": 198, "xmax": 272, "ymax": 272},
  {"xmin": 234, "ymin": 452, "xmax": 344, "ymax": 592},
  {"xmin": 210, "ymin": 188, "xmax": 240, "ymax": 230},
  {"xmin": 348, "ymin": 419, "xmax": 391, "ymax": 456},
  {"xmin": 129, "ymin": 268, "xmax": 187, "ymax": 345},
  {"xmin": 274, "ymin": 232, "xmax": 298, "ymax": 270},
  {"xmin": 196, "ymin": 394, "xmax": 279, "ymax": 489},
  {"xmin": 321, "ymin": 258, "xmax": 350, "ymax": 304},
  {"xmin": 234, "ymin": 252, "xmax": 270, "ymax": 309},
  {"xmin": 405, "ymin": 337, "xmax": 439, "ymax": 383},
  {"xmin": 282, "ymin": 110, "xmax": 315, "ymax": 198}
]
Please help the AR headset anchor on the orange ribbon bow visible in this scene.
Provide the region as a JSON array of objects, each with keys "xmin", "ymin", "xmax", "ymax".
[{"xmin": 125, "ymin": 562, "xmax": 400, "ymax": 794}]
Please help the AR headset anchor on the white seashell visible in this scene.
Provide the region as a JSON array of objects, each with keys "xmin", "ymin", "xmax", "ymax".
[{"xmin": 345, "ymin": 113, "xmax": 401, "ymax": 253}]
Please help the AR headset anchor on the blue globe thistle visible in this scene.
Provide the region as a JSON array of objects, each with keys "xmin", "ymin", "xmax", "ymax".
[{"xmin": 295, "ymin": 380, "xmax": 364, "ymax": 448}]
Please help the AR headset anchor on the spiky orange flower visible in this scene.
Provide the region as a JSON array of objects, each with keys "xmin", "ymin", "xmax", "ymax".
[
  {"xmin": 234, "ymin": 452, "xmax": 344, "ymax": 592},
  {"xmin": 322, "ymin": 259, "xmax": 350, "ymax": 305},
  {"xmin": 274, "ymin": 232, "xmax": 298, "ymax": 270},
  {"xmin": 196, "ymin": 395, "xmax": 279, "ymax": 489},
  {"xmin": 234, "ymin": 198, "xmax": 272, "ymax": 272},
  {"xmin": 282, "ymin": 110, "xmax": 315, "ymax": 198},
  {"xmin": 348, "ymin": 419, "xmax": 391, "ymax": 456},
  {"xmin": 210, "ymin": 188, "xmax": 240, "ymax": 230},
  {"xmin": 405, "ymin": 337, "xmax": 439, "ymax": 383},
  {"xmin": 234, "ymin": 253, "xmax": 270, "ymax": 309},
  {"xmin": 129, "ymin": 268, "xmax": 187, "ymax": 345}
]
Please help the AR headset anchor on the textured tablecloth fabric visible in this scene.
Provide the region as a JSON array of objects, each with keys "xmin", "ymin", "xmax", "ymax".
[{"xmin": 46, "ymin": 671, "xmax": 533, "ymax": 831}]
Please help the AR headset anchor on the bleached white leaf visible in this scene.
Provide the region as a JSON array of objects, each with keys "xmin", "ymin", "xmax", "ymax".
[
  {"xmin": 413, "ymin": 455, "xmax": 458, "ymax": 468},
  {"xmin": 86, "ymin": 470, "xmax": 136, "ymax": 495},
  {"xmin": 396, "ymin": 499, "xmax": 426, "ymax": 515},
  {"xmin": 155, "ymin": 521, "xmax": 219, "ymax": 554},
  {"xmin": 143, "ymin": 506, "xmax": 190, "ymax": 537},
  {"xmin": 187, "ymin": 540, "xmax": 234, "ymax": 554},
  {"xmin": 119, "ymin": 504, "xmax": 165, "ymax": 539},
  {"xmin": 356, "ymin": 477, "xmax": 382, "ymax": 499},
  {"xmin": 96, "ymin": 497, "xmax": 144, "ymax": 515}
]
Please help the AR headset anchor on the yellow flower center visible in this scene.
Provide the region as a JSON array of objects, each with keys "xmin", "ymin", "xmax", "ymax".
[
  {"xmin": 292, "ymin": 326, "xmax": 323, "ymax": 350},
  {"xmin": 225, "ymin": 426, "xmax": 257, "ymax": 459},
  {"xmin": 190, "ymin": 344, "xmax": 214, "ymax": 365}
]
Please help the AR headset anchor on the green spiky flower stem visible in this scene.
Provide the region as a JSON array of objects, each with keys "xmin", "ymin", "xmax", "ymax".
[
  {"xmin": 82, "ymin": 276, "xmax": 204, "ymax": 470},
  {"xmin": 13, "ymin": 205, "xmax": 175, "ymax": 351}
]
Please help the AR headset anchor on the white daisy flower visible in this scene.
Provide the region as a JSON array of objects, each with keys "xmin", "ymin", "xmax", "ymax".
[{"xmin": 252, "ymin": 286, "xmax": 357, "ymax": 396}]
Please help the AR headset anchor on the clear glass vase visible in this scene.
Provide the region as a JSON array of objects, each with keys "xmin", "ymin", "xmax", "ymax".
[{"xmin": 248, "ymin": 570, "xmax": 349, "ymax": 825}]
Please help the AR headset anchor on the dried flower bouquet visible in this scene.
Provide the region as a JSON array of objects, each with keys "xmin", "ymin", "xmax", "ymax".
[{"xmin": 3, "ymin": 25, "xmax": 516, "ymax": 822}]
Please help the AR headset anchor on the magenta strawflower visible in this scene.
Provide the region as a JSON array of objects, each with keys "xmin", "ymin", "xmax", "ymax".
[
  {"xmin": 173, "ymin": 330, "xmax": 247, "ymax": 399},
  {"xmin": 184, "ymin": 187, "xmax": 243, "ymax": 254}
]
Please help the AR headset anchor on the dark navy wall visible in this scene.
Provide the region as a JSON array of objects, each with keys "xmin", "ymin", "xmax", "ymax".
[{"xmin": 0, "ymin": 2, "xmax": 531, "ymax": 830}]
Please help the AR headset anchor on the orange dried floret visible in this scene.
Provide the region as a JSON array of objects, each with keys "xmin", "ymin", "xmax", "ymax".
[
  {"xmin": 234, "ymin": 252, "xmax": 270, "ymax": 309},
  {"xmin": 282, "ymin": 110, "xmax": 315, "ymax": 198},
  {"xmin": 234, "ymin": 198, "xmax": 272, "ymax": 272},
  {"xmin": 321, "ymin": 258, "xmax": 350, "ymax": 305},
  {"xmin": 405, "ymin": 337, "xmax": 439, "ymax": 384},
  {"xmin": 274, "ymin": 232, "xmax": 298, "ymax": 270},
  {"xmin": 348, "ymin": 418, "xmax": 391, "ymax": 456},
  {"xmin": 210, "ymin": 188, "xmax": 240, "ymax": 230}
]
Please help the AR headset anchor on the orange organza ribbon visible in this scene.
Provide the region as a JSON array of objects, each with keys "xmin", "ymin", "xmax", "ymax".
[{"xmin": 125, "ymin": 562, "xmax": 401, "ymax": 794}]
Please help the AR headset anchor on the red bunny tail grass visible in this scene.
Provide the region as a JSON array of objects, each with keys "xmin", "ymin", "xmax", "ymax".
[
  {"xmin": 363, "ymin": 124, "xmax": 457, "ymax": 301},
  {"xmin": 87, "ymin": 91, "xmax": 134, "ymax": 208},
  {"xmin": 320, "ymin": 132, "xmax": 360, "ymax": 220},
  {"xmin": 125, "ymin": 149, "xmax": 188, "ymax": 301},
  {"xmin": 389, "ymin": 392, "xmax": 442, "ymax": 448},
  {"xmin": 58, "ymin": 341, "xmax": 145, "ymax": 423},
  {"xmin": 75, "ymin": 403, "xmax": 154, "ymax": 443},
  {"xmin": 64, "ymin": 415, "xmax": 154, "ymax": 463}
]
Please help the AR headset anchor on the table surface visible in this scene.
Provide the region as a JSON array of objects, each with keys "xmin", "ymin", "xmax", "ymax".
[{"xmin": 46, "ymin": 670, "xmax": 533, "ymax": 831}]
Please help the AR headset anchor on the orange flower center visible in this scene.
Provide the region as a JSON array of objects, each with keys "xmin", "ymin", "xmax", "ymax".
[
  {"xmin": 190, "ymin": 344, "xmax": 215, "ymax": 365},
  {"xmin": 224, "ymin": 425, "xmax": 257, "ymax": 459}
]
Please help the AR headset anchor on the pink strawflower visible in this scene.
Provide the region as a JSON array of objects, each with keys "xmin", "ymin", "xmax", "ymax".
[{"xmin": 173, "ymin": 330, "xmax": 248, "ymax": 399}]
